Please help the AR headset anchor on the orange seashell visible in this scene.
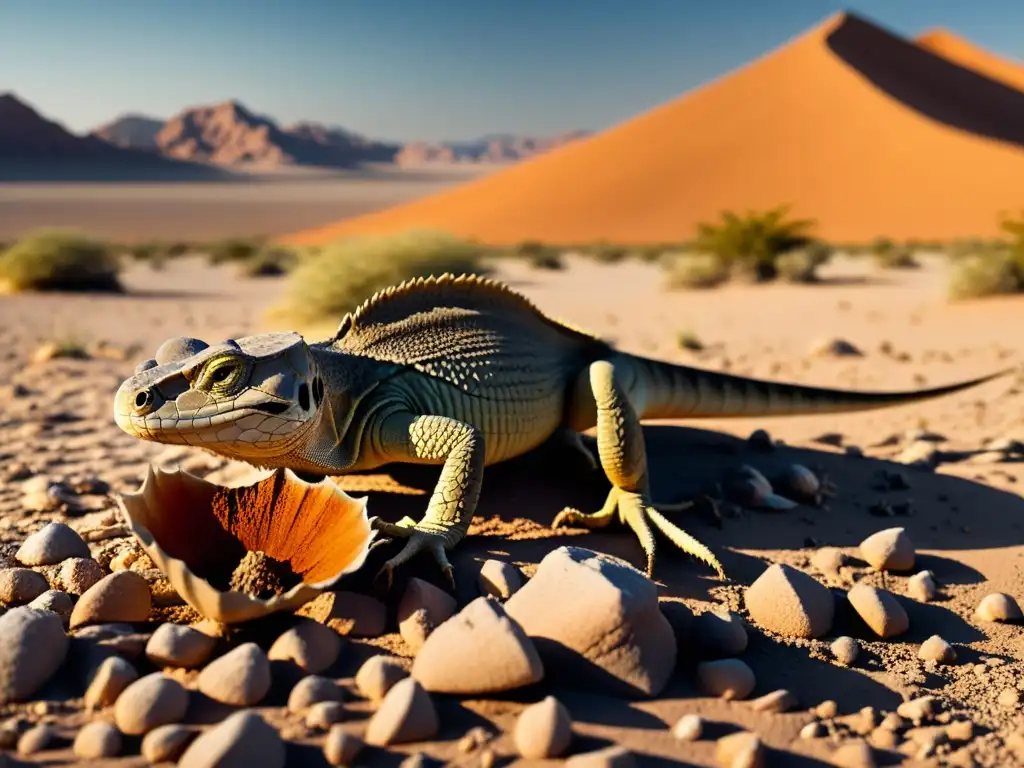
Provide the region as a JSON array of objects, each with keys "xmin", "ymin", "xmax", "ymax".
[{"xmin": 116, "ymin": 465, "xmax": 375, "ymax": 623}]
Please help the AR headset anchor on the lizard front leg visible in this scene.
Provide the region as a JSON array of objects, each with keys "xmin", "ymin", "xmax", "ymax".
[{"xmin": 368, "ymin": 410, "xmax": 485, "ymax": 588}]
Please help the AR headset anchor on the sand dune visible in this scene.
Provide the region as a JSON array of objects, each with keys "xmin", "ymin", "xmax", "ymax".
[
  {"xmin": 916, "ymin": 29, "xmax": 1024, "ymax": 94},
  {"xmin": 281, "ymin": 12, "xmax": 1024, "ymax": 246}
]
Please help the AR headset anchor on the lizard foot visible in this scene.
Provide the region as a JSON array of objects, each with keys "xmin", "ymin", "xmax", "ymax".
[
  {"xmin": 370, "ymin": 517, "xmax": 456, "ymax": 590},
  {"xmin": 552, "ymin": 487, "xmax": 723, "ymax": 579}
]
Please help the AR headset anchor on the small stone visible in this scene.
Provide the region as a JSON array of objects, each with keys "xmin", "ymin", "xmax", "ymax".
[
  {"xmin": 297, "ymin": 590, "xmax": 386, "ymax": 638},
  {"xmin": 0, "ymin": 606, "xmax": 69, "ymax": 704},
  {"xmin": 847, "ymin": 583, "xmax": 909, "ymax": 638},
  {"xmin": 197, "ymin": 642, "xmax": 271, "ymax": 706},
  {"xmin": 672, "ymin": 713, "xmax": 703, "ymax": 741},
  {"xmin": 696, "ymin": 659, "xmax": 756, "ymax": 700},
  {"xmin": 566, "ymin": 745, "xmax": 636, "ymax": 767},
  {"xmin": 868, "ymin": 727, "xmax": 899, "ymax": 750},
  {"xmin": 59, "ymin": 557, "xmax": 105, "ymax": 596},
  {"xmin": 397, "ymin": 577, "xmax": 457, "ymax": 652},
  {"xmin": 844, "ymin": 707, "xmax": 879, "ymax": 736},
  {"xmin": 364, "ymin": 677, "xmax": 439, "ymax": 746},
  {"xmin": 859, "ymin": 527, "xmax": 915, "ymax": 571},
  {"xmin": 69, "ymin": 570, "xmax": 152, "ymax": 629},
  {"xmin": 907, "ymin": 571, "xmax": 938, "ymax": 602},
  {"xmin": 305, "ymin": 701, "xmax": 345, "ymax": 730},
  {"xmin": 514, "ymin": 695, "xmax": 573, "ymax": 758},
  {"xmin": 813, "ymin": 700, "xmax": 838, "ymax": 718},
  {"xmin": 715, "ymin": 731, "xmax": 765, "ymax": 767},
  {"xmin": 17, "ymin": 723, "xmax": 54, "ymax": 756},
  {"xmin": 751, "ymin": 688, "xmax": 797, "ymax": 713},
  {"xmin": 478, "ymin": 559, "xmax": 523, "ymax": 599},
  {"xmin": 355, "ymin": 655, "xmax": 409, "ymax": 702},
  {"xmin": 324, "ymin": 725, "xmax": 364, "ymax": 766},
  {"xmin": 897, "ymin": 696, "xmax": 938, "ymax": 724},
  {"xmin": 800, "ymin": 722, "xmax": 825, "ymax": 739},
  {"xmin": 177, "ymin": 710, "xmax": 286, "ymax": 768},
  {"xmin": 16, "ymin": 522, "xmax": 90, "ymax": 566},
  {"xmin": 919, "ymin": 635, "xmax": 957, "ymax": 664},
  {"xmin": 288, "ymin": 675, "xmax": 345, "ymax": 712},
  {"xmin": 146, "ymin": 623, "xmax": 217, "ymax": 668},
  {"xmin": 831, "ymin": 636, "xmax": 860, "ymax": 666},
  {"xmin": 811, "ymin": 547, "xmax": 846, "ymax": 575},
  {"xmin": 693, "ymin": 609, "xmax": 748, "ymax": 658},
  {"xmin": 75, "ymin": 622, "xmax": 149, "ymax": 658},
  {"xmin": 73, "ymin": 721, "xmax": 122, "ymax": 759},
  {"xmin": 27, "ymin": 589, "xmax": 73, "ymax": 621},
  {"xmin": 832, "ymin": 739, "xmax": 877, "ymax": 767},
  {"xmin": 268, "ymin": 618, "xmax": 342, "ymax": 674},
  {"xmin": 141, "ymin": 724, "xmax": 199, "ymax": 764},
  {"xmin": 85, "ymin": 656, "xmax": 138, "ymax": 711},
  {"xmin": 879, "ymin": 713, "xmax": 905, "ymax": 731},
  {"xmin": 999, "ymin": 688, "xmax": 1021, "ymax": 708},
  {"xmin": 0, "ymin": 568, "xmax": 49, "ymax": 604},
  {"xmin": 975, "ymin": 593, "xmax": 1022, "ymax": 622},
  {"xmin": 897, "ymin": 441, "xmax": 940, "ymax": 469},
  {"xmin": 745, "ymin": 563, "xmax": 834, "ymax": 638},
  {"xmin": 114, "ymin": 672, "xmax": 189, "ymax": 735}
]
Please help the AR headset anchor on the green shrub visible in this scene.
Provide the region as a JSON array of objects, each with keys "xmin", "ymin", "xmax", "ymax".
[
  {"xmin": 586, "ymin": 242, "xmax": 629, "ymax": 264},
  {"xmin": 239, "ymin": 246, "xmax": 300, "ymax": 277},
  {"xmin": 776, "ymin": 242, "xmax": 834, "ymax": 283},
  {"xmin": 0, "ymin": 230, "xmax": 123, "ymax": 293},
  {"xmin": 664, "ymin": 252, "xmax": 730, "ymax": 289},
  {"xmin": 870, "ymin": 237, "xmax": 919, "ymax": 269},
  {"xmin": 270, "ymin": 230, "xmax": 493, "ymax": 325},
  {"xmin": 947, "ymin": 248, "xmax": 1024, "ymax": 300},
  {"xmin": 512, "ymin": 240, "xmax": 564, "ymax": 270},
  {"xmin": 691, "ymin": 206, "xmax": 817, "ymax": 282},
  {"xmin": 206, "ymin": 237, "xmax": 264, "ymax": 265}
]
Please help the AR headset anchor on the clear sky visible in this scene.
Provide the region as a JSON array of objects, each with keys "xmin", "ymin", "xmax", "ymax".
[{"xmin": 1, "ymin": 0, "xmax": 1021, "ymax": 142}]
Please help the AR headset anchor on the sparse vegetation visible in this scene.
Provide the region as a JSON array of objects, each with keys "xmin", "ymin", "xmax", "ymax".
[
  {"xmin": 775, "ymin": 242, "xmax": 834, "ymax": 283},
  {"xmin": 206, "ymin": 237, "xmax": 265, "ymax": 266},
  {"xmin": 583, "ymin": 242, "xmax": 629, "ymax": 264},
  {"xmin": 513, "ymin": 240, "xmax": 564, "ymax": 270},
  {"xmin": 0, "ymin": 230, "xmax": 123, "ymax": 293},
  {"xmin": 870, "ymin": 237, "xmax": 919, "ymax": 269},
  {"xmin": 663, "ymin": 252, "xmax": 730, "ymax": 289},
  {"xmin": 947, "ymin": 247, "xmax": 1023, "ymax": 300},
  {"xmin": 239, "ymin": 246, "xmax": 300, "ymax": 277},
  {"xmin": 676, "ymin": 330, "xmax": 704, "ymax": 352}
]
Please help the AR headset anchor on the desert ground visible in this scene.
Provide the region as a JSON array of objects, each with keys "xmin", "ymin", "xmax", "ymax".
[{"xmin": 3, "ymin": 247, "xmax": 1024, "ymax": 766}]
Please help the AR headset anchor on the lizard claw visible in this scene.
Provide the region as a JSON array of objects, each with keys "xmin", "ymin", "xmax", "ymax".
[{"xmin": 370, "ymin": 525, "xmax": 457, "ymax": 590}]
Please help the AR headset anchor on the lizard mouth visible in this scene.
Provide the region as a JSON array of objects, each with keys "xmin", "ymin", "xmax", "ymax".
[{"xmin": 116, "ymin": 404, "xmax": 310, "ymax": 452}]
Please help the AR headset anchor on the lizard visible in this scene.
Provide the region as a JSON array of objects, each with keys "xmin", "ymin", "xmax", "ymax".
[{"xmin": 112, "ymin": 273, "xmax": 1013, "ymax": 585}]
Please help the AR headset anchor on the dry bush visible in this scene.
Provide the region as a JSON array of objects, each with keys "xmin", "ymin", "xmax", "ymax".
[
  {"xmin": 663, "ymin": 252, "xmax": 730, "ymax": 289},
  {"xmin": 870, "ymin": 237, "xmax": 919, "ymax": 269},
  {"xmin": 0, "ymin": 230, "xmax": 123, "ymax": 293},
  {"xmin": 775, "ymin": 243, "xmax": 834, "ymax": 283},
  {"xmin": 946, "ymin": 247, "xmax": 1024, "ymax": 300},
  {"xmin": 512, "ymin": 240, "xmax": 564, "ymax": 270},
  {"xmin": 239, "ymin": 246, "xmax": 300, "ymax": 277},
  {"xmin": 692, "ymin": 206, "xmax": 817, "ymax": 282},
  {"xmin": 206, "ymin": 237, "xmax": 265, "ymax": 266}
]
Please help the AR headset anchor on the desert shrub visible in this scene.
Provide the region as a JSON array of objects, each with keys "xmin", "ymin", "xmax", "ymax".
[
  {"xmin": 0, "ymin": 230, "xmax": 123, "ymax": 292},
  {"xmin": 631, "ymin": 245, "xmax": 668, "ymax": 263},
  {"xmin": 663, "ymin": 252, "xmax": 730, "ymax": 289},
  {"xmin": 776, "ymin": 242, "xmax": 834, "ymax": 283},
  {"xmin": 947, "ymin": 247, "xmax": 1024, "ymax": 300},
  {"xmin": 870, "ymin": 237, "xmax": 918, "ymax": 269},
  {"xmin": 586, "ymin": 242, "xmax": 629, "ymax": 264},
  {"xmin": 239, "ymin": 246, "xmax": 300, "ymax": 277},
  {"xmin": 512, "ymin": 240, "xmax": 564, "ymax": 270},
  {"xmin": 270, "ymin": 230, "xmax": 493, "ymax": 325},
  {"xmin": 676, "ymin": 330, "xmax": 704, "ymax": 351},
  {"xmin": 206, "ymin": 237, "xmax": 264, "ymax": 265},
  {"xmin": 692, "ymin": 206, "xmax": 817, "ymax": 282}
]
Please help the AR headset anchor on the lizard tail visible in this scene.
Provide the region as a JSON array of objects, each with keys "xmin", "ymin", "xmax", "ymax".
[{"xmin": 616, "ymin": 353, "xmax": 1015, "ymax": 420}]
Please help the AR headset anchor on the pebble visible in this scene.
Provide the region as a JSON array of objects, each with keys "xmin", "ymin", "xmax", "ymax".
[
  {"xmin": 177, "ymin": 710, "xmax": 286, "ymax": 768},
  {"xmin": 975, "ymin": 592, "xmax": 1023, "ymax": 622},
  {"xmin": 693, "ymin": 609, "xmax": 748, "ymax": 658},
  {"xmin": 715, "ymin": 731, "xmax": 765, "ymax": 767},
  {"xmin": 898, "ymin": 696, "xmax": 938, "ymax": 724},
  {"xmin": 478, "ymin": 558, "xmax": 523, "ymax": 599},
  {"xmin": 505, "ymin": 547, "xmax": 677, "ymax": 698},
  {"xmin": 73, "ymin": 721, "xmax": 122, "ymax": 759},
  {"xmin": 0, "ymin": 568, "xmax": 49, "ymax": 604},
  {"xmin": 565, "ymin": 745, "xmax": 636, "ymax": 767},
  {"xmin": 146, "ymin": 623, "xmax": 217, "ymax": 668},
  {"xmin": 142, "ymin": 724, "xmax": 199, "ymax": 763},
  {"xmin": 919, "ymin": 635, "xmax": 957, "ymax": 664},
  {"xmin": 288, "ymin": 675, "xmax": 345, "ymax": 712},
  {"xmin": 0, "ymin": 606, "xmax": 69, "ymax": 704},
  {"xmin": 85, "ymin": 656, "xmax": 139, "ymax": 711},
  {"xmin": 999, "ymin": 688, "xmax": 1020, "ymax": 708},
  {"xmin": 27, "ymin": 589, "xmax": 73, "ymax": 621},
  {"xmin": 811, "ymin": 547, "xmax": 846, "ymax": 575},
  {"xmin": 513, "ymin": 695, "xmax": 573, "ymax": 758},
  {"xmin": 16, "ymin": 522, "xmax": 90, "ymax": 566},
  {"xmin": 412, "ymin": 596, "xmax": 543, "ymax": 694},
  {"xmin": 672, "ymin": 713, "xmax": 703, "ymax": 741},
  {"xmin": 355, "ymin": 655, "xmax": 409, "ymax": 702},
  {"xmin": 59, "ymin": 557, "xmax": 105, "ymax": 595},
  {"xmin": 114, "ymin": 672, "xmax": 190, "ymax": 735},
  {"xmin": 17, "ymin": 723, "xmax": 54, "ymax": 756},
  {"xmin": 831, "ymin": 739, "xmax": 876, "ymax": 767},
  {"xmin": 696, "ymin": 659, "xmax": 756, "ymax": 700},
  {"xmin": 751, "ymin": 688, "xmax": 797, "ymax": 713},
  {"xmin": 859, "ymin": 527, "xmax": 915, "ymax": 571},
  {"xmin": 305, "ymin": 701, "xmax": 345, "ymax": 729},
  {"xmin": 812, "ymin": 338, "xmax": 862, "ymax": 357},
  {"xmin": 868, "ymin": 727, "xmax": 899, "ymax": 750},
  {"xmin": 396, "ymin": 577, "xmax": 457, "ymax": 652},
  {"xmin": 814, "ymin": 700, "xmax": 838, "ymax": 718},
  {"xmin": 847, "ymin": 583, "xmax": 909, "ymax": 638},
  {"xmin": 364, "ymin": 677, "xmax": 439, "ymax": 746},
  {"xmin": 324, "ymin": 725, "xmax": 364, "ymax": 766},
  {"xmin": 297, "ymin": 590, "xmax": 386, "ymax": 638},
  {"xmin": 267, "ymin": 618, "xmax": 342, "ymax": 674},
  {"xmin": 69, "ymin": 570, "xmax": 152, "ymax": 629},
  {"xmin": 800, "ymin": 722, "xmax": 825, "ymax": 739},
  {"xmin": 197, "ymin": 642, "xmax": 271, "ymax": 706},
  {"xmin": 745, "ymin": 563, "xmax": 834, "ymax": 638},
  {"xmin": 831, "ymin": 636, "xmax": 860, "ymax": 666},
  {"xmin": 907, "ymin": 571, "xmax": 938, "ymax": 602}
]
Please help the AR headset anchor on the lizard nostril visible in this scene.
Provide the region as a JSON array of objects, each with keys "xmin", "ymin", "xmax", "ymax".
[{"xmin": 134, "ymin": 389, "xmax": 154, "ymax": 410}]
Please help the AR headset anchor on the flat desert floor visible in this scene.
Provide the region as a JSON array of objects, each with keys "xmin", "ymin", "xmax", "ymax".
[{"xmin": 3, "ymin": 252, "xmax": 1024, "ymax": 766}]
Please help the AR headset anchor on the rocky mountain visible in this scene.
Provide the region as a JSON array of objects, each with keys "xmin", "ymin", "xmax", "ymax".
[
  {"xmin": 90, "ymin": 114, "xmax": 164, "ymax": 150},
  {"xmin": 395, "ymin": 131, "xmax": 590, "ymax": 166}
]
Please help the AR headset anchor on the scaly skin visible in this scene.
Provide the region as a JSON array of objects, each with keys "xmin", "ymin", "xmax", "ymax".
[{"xmin": 113, "ymin": 274, "xmax": 1014, "ymax": 584}]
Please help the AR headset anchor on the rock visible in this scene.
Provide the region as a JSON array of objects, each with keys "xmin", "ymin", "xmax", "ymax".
[
  {"xmin": 288, "ymin": 675, "xmax": 345, "ymax": 712},
  {"xmin": 141, "ymin": 724, "xmax": 199, "ymax": 764},
  {"xmin": 16, "ymin": 522, "xmax": 89, "ymax": 566},
  {"xmin": 907, "ymin": 571, "xmax": 938, "ymax": 602},
  {"xmin": 114, "ymin": 672, "xmax": 189, "ymax": 735},
  {"xmin": 975, "ymin": 593, "xmax": 1022, "ymax": 622},
  {"xmin": 59, "ymin": 557, "xmax": 105, "ymax": 596},
  {"xmin": 812, "ymin": 547, "xmax": 846, "ymax": 575},
  {"xmin": 715, "ymin": 731, "xmax": 765, "ymax": 767},
  {"xmin": 831, "ymin": 636, "xmax": 860, "ymax": 666},
  {"xmin": 17, "ymin": 723, "xmax": 54, "ymax": 756},
  {"xmin": 693, "ymin": 609, "xmax": 747, "ymax": 658},
  {"xmin": 356, "ymin": 655, "xmax": 409, "ymax": 702},
  {"xmin": 814, "ymin": 700, "xmax": 838, "ymax": 718},
  {"xmin": 412, "ymin": 596, "xmax": 543, "ymax": 694},
  {"xmin": 897, "ymin": 441, "xmax": 940, "ymax": 469},
  {"xmin": 364, "ymin": 677, "xmax": 439, "ymax": 746},
  {"xmin": 74, "ymin": 622, "xmax": 149, "ymax": 658},
  {"xmin": 84, "ymin": 656, "xmax": 138, "ymax": 711},
  {"xmin": 504, "ymin": 546, "xmax": 676, "ymax": 697},
  {"xmin": 0, "ymin": 606, "xmax": 69, "ymax": 704},
  {"xmin": 847, "ymin": 583, "xmax": 909, "ymax": 638},
  {"xmin": 178, "ymin": 710, "xmax": 286, "ymax": 768},
  {"xmin": 0, "ymin": 568, "xmax": 49, "ymax": 604},
  {"xmin": 73, "ymin": 721, "xmax": 122, "ymax": 759},
  {"xmin": 69, "ymin": 571, "xmax": 152, "ymax": 629},
  {"xmin": 197, "ymin": 642, "xmax": 271, "ymax": 706},
  {"xmin": 751, "ymin": 688, "xmax": 797, "ymax": 713},
  {"xmin": 859, "ymin": 527, "xmax": 915, "ymax": 572},
  {"xmin": 999, "ymin": 688, "xmax": 1020, "ymax": 708},
  {"xmin": 745, "ymin": 563, "xmax": 834, "ymax": 638},
  {"xmin": 811, "ymin": 338, "xmax": 862, "ymax": 357},
  {"xmin": 305, "ymin": 701, "xmax": 345, "ymax": 730},
  {"xmin": 146, "ymin": 623, "xmax": 217, "ymax": 668},
  {"xmin": 672, "ymin": 713, "xmax": 703, "ymax": 741},
  {"xmin": 659, "ymin": 600, "xmax": 693, "ymax": 644},
  {"xmin": 565, "ymin": 745, "xmax": 636, "ymax": 767},
  {"xmin": 832, "ymin": 739, "xmax": 876, "ymax": 767},
  {"xmin": 297, "ymin": 590, "xmax": 386, "ymax": 638},
  {"xmin": 268, "ymin": 618, "xmax": 342, "ymax": 674},
  {"xmin": 479, "ymin": 559, "xmax": 523, "ymax": 599},
  {"xmin": 800, "ymin": 722, "xmax": 825, "ymax": 739},
  {"xmin": 397, "ymin": 577, "xmax": 457, "ymax": 652},
  {"xmin": 696, "ymin": 659, "xmax": 756, "ymax": 700},
  {"xmin": 324, "ymin": 725, "xmax": 364, "ymax": 766},
  {"xmin": 27, "ymin": 589, "xmax": 73, "ymax": 621},
  {"xmin": 513, "ymin": 695, "xmax": 573, "ymax": 758},
  {"xmin": 898, "ymin": 696, "xmax": 938, "ymax": 724},
  {"xmin": 919, "ymin": 635, "xmax": 957, "ymax": 664}
]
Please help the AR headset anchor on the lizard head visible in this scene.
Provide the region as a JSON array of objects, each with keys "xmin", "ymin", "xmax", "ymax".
[{"xmin": 113, "ymin": 331, "xmax": 326, "ymax": 462}]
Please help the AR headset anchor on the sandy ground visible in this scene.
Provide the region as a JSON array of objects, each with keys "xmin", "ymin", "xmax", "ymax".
[{"xmin": 3, "ymin": 252, "xmax": 1024, "ymax": 766}]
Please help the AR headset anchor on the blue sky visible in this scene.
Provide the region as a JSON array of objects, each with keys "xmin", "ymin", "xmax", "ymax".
[{"xmin": 1, "ymin": 0, "xmax": 1021, "ymax": 142}]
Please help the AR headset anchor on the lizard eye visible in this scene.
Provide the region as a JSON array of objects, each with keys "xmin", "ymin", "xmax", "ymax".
[{"xmin": 211, "ymin": 366, "xmax": 233, "ymax": 383}]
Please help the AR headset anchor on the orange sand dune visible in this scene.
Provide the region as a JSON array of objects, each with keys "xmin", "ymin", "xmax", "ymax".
[
  {"xmin": 282, "ymin": 13, "xmax": 1024, "ymax": 246},
  {"xmin": 916, "ymin": 29, "xmax": 1024, "ymax": 94}
]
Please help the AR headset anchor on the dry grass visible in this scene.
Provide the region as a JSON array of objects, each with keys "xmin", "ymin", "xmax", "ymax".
[
  {"xmin": 663, "ymin": 252, "xmax": 731, "ymax": 289},
  {"xmin": 0, "ymin": 229, "xmax": 123, "ymax": 293}
]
